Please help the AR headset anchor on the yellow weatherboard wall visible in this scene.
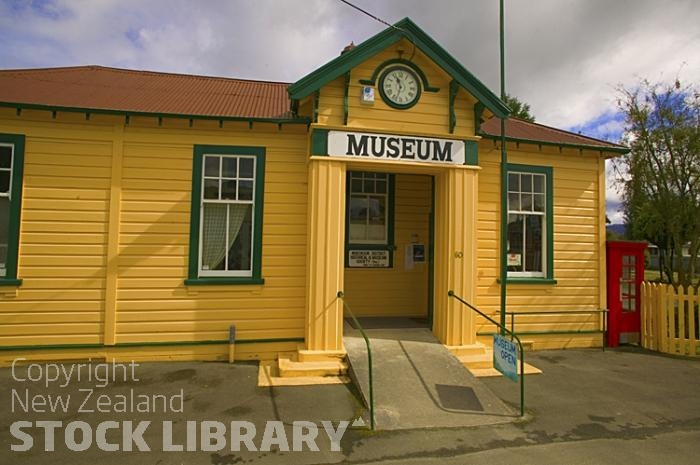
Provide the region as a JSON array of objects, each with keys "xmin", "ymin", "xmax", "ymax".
[
  {"xmin": 0, "ymin": 108, "xmax": 309, "ymax": 364},
  {"xmin": 476, "ymin": 140, "xmax": 607, "ymax": 349}
]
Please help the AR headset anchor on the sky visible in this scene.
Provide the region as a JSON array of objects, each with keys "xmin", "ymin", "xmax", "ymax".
[{"xmin": 1, "ymin": 0, "xmax": 699, "ymax": 223}]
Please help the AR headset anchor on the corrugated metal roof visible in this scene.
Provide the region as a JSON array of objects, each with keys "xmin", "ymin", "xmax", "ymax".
[
  {"xmin": 480, "ymin": 117, "xmax": 627, "ymax": 152},
  {"xmin": 0, "ymin": 65, "xmax": 293, "ymax": 119},
  {"xmin": 0, "ymin": 65, "xmax": 627, "ymax": 151}
]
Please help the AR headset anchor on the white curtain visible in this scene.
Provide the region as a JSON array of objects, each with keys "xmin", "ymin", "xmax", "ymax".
[{"xmin": 202, "ymin": 203, "xmax": 249, "ymax": 271}]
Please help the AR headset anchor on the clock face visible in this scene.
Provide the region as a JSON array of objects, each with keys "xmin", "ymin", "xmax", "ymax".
[{"xmin": 379, "ymin": 66, "xmax": 421, "ymax": 108}]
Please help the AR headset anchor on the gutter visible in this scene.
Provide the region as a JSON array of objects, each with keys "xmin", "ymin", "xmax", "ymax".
[{"xmin": 0, "ymin": 101, "xmax": 312, "ymax": 127}]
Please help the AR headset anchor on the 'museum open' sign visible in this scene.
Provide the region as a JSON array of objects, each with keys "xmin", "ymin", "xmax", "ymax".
[{"xmin": 328, "ymin": 131, "xmax": 465, "ymax": 165}]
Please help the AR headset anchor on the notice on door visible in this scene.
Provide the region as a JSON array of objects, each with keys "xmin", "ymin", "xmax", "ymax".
[{"xmin": 348, "ymin": 250, "xmax": 390, "ymax": 268}]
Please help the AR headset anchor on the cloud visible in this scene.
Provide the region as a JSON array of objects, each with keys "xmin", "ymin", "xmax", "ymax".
[
  {"xmin": 568, "ymin": 111, "xmax": 625, "ymax": 143},
  {"xmin": 2, "ymin": 0, "xmax": 698, "ymax": 225}
]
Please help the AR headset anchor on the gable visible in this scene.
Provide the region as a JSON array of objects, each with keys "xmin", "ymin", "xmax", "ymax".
[
  {"xmin": 307, "ymin": 38, "xmax": 481, "ymax": 137},
  {"xmin": 288, "ymin": 18, "xmax": 509, "ymax": 119}
]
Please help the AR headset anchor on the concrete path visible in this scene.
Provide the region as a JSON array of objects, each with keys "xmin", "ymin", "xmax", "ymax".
[{"xmin": 344, "ymin": 323, "xmax": 515, "ymax": 429}]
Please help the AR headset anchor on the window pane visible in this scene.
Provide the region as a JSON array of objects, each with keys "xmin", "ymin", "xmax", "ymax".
[
  {"xmin": 351, "ymin": 178, "xmax": 362, "ymax": 192},
  {"xmin": 203, "ymin": 179, "xmax": 219, "ymax": 199},
  {"xmin": 525, "ymin": 215, "xmax": 543, "ymax": 272},
  {"xmin": 508, "ymin": 193, "xmax": 520, "ymax": 212},
  {"xmin": 204, "ymin": 156, "xmax": 219, "ymax": 177},
  {"xmin": 508, "ymin": 173, "xmax": 519, "ymax": 192},
  {"xmin": 0, "ymin": 197, "xmax": 8, "ymax": 275},
  {"xmin": 221, "ymin": 180, "xmax": 237, "ymax": 200},
  {"xmin": 376, "ymin": 179, "xmax": 387, "ymax": 193},
  {"xmin": 238, "ymin": 180, "xmax": 254, "ymax": 201},
  {"xmin": 366, "ymin": 196, "xmax": 386, "ymax": 241},
  {"xmin": 622, "ymin": 298, "xmax": 634, "ymax": 312},
  {"xmin": 222, "ymin": 157, "xmax": 237, "ymax": 178},
  {"xmin": 521, "ymin": 174, "xmax": 532, "ymax": 192},
  {"xmin": 0, "ymin": 172, "xmax": 9, "ymax": 194},
  {"xmin": 0, "ymin": 146, "xmax": 11, "ymax": 169},
  {"xmin": 507, "ymin": 214, "xmax": 524, "ymax": 272},
  {"xmin": 521, "ymin": 193, "xmax": 533, "ymax": 211},
  {"xmin": 227, "ymin": 204, "xmax": 253, "ymax": 272},
  {"xmin": 533, "ymin": 174, "xmax": 545, "ymax": 193},
  {"xmin": 239, "ymin": 158, "xmax": 254, "ymax": 178},
  {"xmin": 364, "ymin": 179, "xmax": 375, "ymax": 193},
  {"xmin": 533, "ymin": 193, "xmax": 545, "ymax": 212},
  {"xmin": 201, "ymin": 203, "xmax": 227, "ymax": 271},
  {"xmin": 349, "ymin": 196, "xmax": 369, "ymax": 242}
]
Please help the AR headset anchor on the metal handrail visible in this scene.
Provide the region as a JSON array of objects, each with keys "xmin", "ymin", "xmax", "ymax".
[
  {"xmin": 506, "ymin": 309, "xmax": 609, "ymax": 350},
  {"xmin": 337, "ymin": 291, "xmax": 375, "ymax": 430},
  {"xmin": 448, "ymin": 290, "xmax": 525, "ymax": 417}
]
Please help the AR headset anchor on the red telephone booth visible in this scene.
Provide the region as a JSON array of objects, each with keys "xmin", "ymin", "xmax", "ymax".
[{"xmin": 606, "ymin": 241, "xmax": 647, "ymax": 347}]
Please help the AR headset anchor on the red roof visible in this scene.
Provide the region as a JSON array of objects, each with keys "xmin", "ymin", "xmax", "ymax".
[
  {"xmin": 480, "ymin": 117, "xmax": 626, "ymax": 152},
  {"xmin": 0, "ymin": 65, "xmax": 293, "ymax": 119},
  {"xmin": 0, "ymin": 65, "xmax": 626, "ymax": 152}
]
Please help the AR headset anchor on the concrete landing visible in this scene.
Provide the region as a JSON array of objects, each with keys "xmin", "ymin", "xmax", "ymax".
[{"xmin": 344, "ymin": 323, "xmax": 517, "ymax": 430}]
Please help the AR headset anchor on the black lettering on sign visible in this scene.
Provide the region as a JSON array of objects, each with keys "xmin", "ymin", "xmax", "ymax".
[
  {"xmin": 401, "ymin": 139, "xmax": 416, "ymax": 159},
  {"xmin": 386, "ymin": 138, "xmax": 400, "ymax": 158},
  {"xmin": 347, "ymin": 134, "xmax": 369, "ymax": 156},
  {"xmin": 432, "ymin": 141, "xmax": 453, "ymax": 162}
]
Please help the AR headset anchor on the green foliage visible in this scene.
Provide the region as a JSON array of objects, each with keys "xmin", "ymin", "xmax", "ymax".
[
  {"xmin": 613, "ymin": 78, "xmax": 700, "ymax": 288},
  {"xmin": 503, "ymin": 94, "xmax": 535, "ymax": 122}
]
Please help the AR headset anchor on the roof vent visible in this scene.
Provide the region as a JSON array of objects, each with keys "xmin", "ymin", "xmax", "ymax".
[{"xmin": 341, "ymin": 42, "xmax": 356, "ymax": 55}]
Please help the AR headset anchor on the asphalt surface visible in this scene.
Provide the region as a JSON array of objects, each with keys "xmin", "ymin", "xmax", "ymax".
[{"xmin": 1, "ymin": 346, "xmax": 699, "ymax": 464}]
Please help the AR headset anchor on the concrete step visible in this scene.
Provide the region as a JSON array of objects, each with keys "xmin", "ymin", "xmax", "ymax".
[
  {"xmin": 457, "ymin": 352, "xmax": 494, "ymax": 370},
  {"xmin": 277, "ymin": 353, "xmax": 348, "ymax": 378}
]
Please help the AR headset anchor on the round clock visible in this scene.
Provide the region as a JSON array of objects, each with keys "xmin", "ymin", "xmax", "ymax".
[{"xmin": 378, "ymin": 66, "xmax": 421, "ymax": 109}]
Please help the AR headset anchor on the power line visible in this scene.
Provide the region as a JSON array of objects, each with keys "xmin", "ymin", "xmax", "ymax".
[
  {"xmin": 336, "ymin": 0, "xmax": 415, "ymax": 59},
  {"xmin": 337, "ymin": 0, "xmax": 402, "ymax": 32}
]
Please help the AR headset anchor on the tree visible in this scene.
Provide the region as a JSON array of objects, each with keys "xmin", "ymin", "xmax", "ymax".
[
  {"xmin": 503, "ymin": 94, "xmax": 535, "ymax": 122},
  {"xmin": 613, "ymin": 78, "xmax": 700, "ymax": 288}
]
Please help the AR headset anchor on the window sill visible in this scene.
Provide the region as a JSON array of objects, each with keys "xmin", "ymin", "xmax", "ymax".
[
  {"xmin": 185, "ymin": 277, "xmax": 265, "ymax": 286},
  {"xmin": 0, "ymin": 278, "xmax": 22, "ymax": 287},
  {"xmin": 498, "ymin": 278, "xmax": 558, "ymax": 285}
]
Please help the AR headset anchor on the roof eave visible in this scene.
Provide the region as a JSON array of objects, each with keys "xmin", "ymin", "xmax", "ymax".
[
  {"xmin": 1, "ymin": 101, "xmax": 312, "ymax": 126},
  {"xmin": 479, "ymin": 131, "xmax": 630, "ymax": 156}
]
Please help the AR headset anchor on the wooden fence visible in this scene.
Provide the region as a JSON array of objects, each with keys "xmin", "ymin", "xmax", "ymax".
[{"xmin": 641, "ymin": 282, "xmax": 700, "ymax": 356}]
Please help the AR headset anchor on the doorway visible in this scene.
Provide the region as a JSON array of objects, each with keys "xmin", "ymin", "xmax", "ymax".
[{"xmin": 343, "ymin": 172, "xmax": 434, "ymax": 328}]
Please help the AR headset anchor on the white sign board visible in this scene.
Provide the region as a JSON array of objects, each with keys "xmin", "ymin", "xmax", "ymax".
[
  {"xmin": 507, "ymin": 253, "xmax": 522, "ymax": 267},
  {"xmin": 348, "ymin": 249, "xmax": 390, "ymax": 268},
  {"xmin": 328, "ymin": 131, "xmax": 465, "ymax": 165},
  {"xmin": 493, "ymin": 334, "xmax": 518, "ymax": 382}
]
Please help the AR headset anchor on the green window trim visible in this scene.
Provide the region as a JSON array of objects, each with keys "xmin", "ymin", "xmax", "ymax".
[
  {"xmin": 0, "ymin": 133, "xmax": 25, "ymax": 286},
  {"xmin": 499, "ymin": 278, "xmax": 558, "ymax": 285},
  {"xmin": 505, "ymin": 163, "xmax": 554, "ymax": 282},
  {"xmin": 186, "ymin": 145, "xmax": 266, "ymax": 286},
  {"xmin": 344, "ymin": 172, "xmax": 396, "ymax": 268}
]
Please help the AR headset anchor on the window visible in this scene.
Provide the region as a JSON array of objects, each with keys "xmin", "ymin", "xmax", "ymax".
[
  {"xmin": 0, "ymin": 133, "xmax": 24, "ymax": 286},
  {"xmin": 348, "ymin": 172, "xmax": 389, "ymax": 244},
  {"xmin": 506, "ymin": 164, "xmax": 553, "ymax": 281},
  {"xmin": 186, "ymin": 146, "xmax": 265, "ymax": 285},
  {"xmin": 345, "ymin": 171, "xmax": 394, "ymax": 267}
]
